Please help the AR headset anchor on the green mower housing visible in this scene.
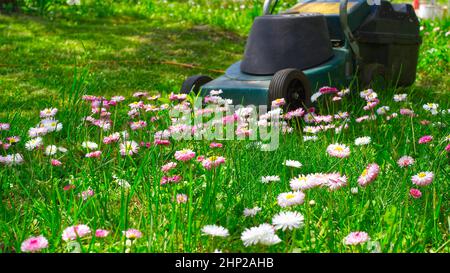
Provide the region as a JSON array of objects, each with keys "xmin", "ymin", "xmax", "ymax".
[{"xmin": 180, "ymin": 0, "xmax": 421, "ymax": 110}]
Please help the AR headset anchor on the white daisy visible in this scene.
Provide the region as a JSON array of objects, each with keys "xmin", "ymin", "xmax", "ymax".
[
  {"xmin": 201, "ymin": 225, "xmax": 229, "ymax": 237},
  {"xmin": 25, "ymin": 137, "xmax": 43, "ymax": 151},
  {"xmin": 241, "ymin": 223, "xmax": 281, "ymax": 247},
  {"xmin": 81, "ymin": 141, "xmax": 98, "ymax": 150},
  {"xmin": 45, "ymin": 145, "xmax": 58, "ymax": 156},
  {"xmin": 423, "ymin": 103, "xmax": 439, "ymax": 115},
  {"xmin": 284, "ymin": 160, "xmax": 302, "ymax": 168},
  {"xmin": 261, "ymin": 175, "xmax": 280, "ymax": 184},
  {"xmin": 277, "ymin": 191, "xmax": 305, "ymax": 207},
  {"xmin": 243, "ymin": 207, "xmax": 261, "ymax": 217},
  {"xmin": 272, "ymin": 211, "xmax": 304, "ymax": 231},
  {"xmin": 393, "ymin": 94, "xmax": 407, "ymax": 102},
  {"xmin": 354, "ymin": 136, "xmax": 371, "ymax": 146}
]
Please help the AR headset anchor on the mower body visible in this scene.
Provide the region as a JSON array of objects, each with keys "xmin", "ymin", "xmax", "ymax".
[{"xmin": 187, "ymin": 0, "xmax": 421, "ymax": 108}]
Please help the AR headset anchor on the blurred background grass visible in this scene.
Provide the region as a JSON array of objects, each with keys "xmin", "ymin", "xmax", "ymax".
[{"xmin": 0, "ymin": 0, "xmax": 448, "ymax": 117}]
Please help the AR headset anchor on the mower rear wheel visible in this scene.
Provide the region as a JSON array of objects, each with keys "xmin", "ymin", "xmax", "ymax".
[
  {"xmin": 268, "ymin": 68, "xmax": 312, "ymax": 111},
  {"xmin": 180, "ymin": 75, "xmax": 212, "ymax": 94}
]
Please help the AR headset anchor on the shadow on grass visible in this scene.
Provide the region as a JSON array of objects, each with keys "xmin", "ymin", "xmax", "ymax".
[{"xmin": 0, "ymin": 14, "xmax": 246, "ymax": 113}]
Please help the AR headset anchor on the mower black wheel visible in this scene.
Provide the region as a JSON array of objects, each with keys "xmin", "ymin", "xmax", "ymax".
[
  {"xmin": 180, "ymin": 75, "xmax": 212, "ymax": 94},
  {"xmin": 268, "ymin": 68, "xmax": 312, "ymax": 111}
]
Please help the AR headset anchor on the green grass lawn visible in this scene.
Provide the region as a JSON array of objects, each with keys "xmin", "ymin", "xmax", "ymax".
[{"xmin": 0, "ymin": 1, "xmax": 449, "ymax": 253}]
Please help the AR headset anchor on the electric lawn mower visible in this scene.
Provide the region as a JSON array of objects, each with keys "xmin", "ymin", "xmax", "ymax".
[{"xmin": 180, "ymin": 0, "xmax": 421, "ymax": 110}]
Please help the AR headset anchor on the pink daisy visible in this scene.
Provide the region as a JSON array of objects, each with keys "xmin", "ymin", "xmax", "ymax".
[
  {"xmin": 21, "ymin": 235, "xmax": 48, "ymax": 253},
  {"xmin": 409, "ymin": 188, "xmax": 422, "ymax": 199},
  {"xmin": 326, "ymin": 143, "xmax": 351, "ymax": 158},
  {"xmin": 344, "ymin": 231, "xmax": 370, "ymax": 245},
  {"xmin": 358, "ymin": 163, "xmax": 380, "ymax": 187},
  {"xmin": 209, "ymin": 142, "xmax": 223, "ymax": 148},
  {"xmin": 51, "ymin": 159, "xmax": 62, "ymax": 166},
  {"xmin": 411, "ymin": 171, "xmax": 434, "ymax": 186},
  {"xmin": 202, "ymin": 156, "xmax": 226, "ymax": 170},
  {"xmin": 123, "ymin": 229, "xmax": 142, "ymax": 240},
  {"xmin": 160, "ymin": 175, "xmax": 182, "ymax": 185},
  {"xmin": 161, "ymin": 162, "xmax": 177, "ymax": 172},
  {"xmin": 176, "ymin": 193, "xmax": 188, "ymax": 204},
  {"xmin": 85, "ymin": 150, "xmax": 102, "ymax": 158},
  {"xmin": 319, "ymin": 86, "xmax": 339, "ymax": 94},
  {"xmin": 174, "ymin": 149, "xmax": 196, "ymax": 162},
  {"xmin": 95, "ymin": 229, "xmax": 110, "ymax": 238},
  {"xmin": 418, "ymin": 135, "xmax": 433, "ymax": 144},
  {"xmin": 397, "ymin": 155, "xmax": 415, "ymax": 167},
  {"xmin": 324, "ymin": 172, "xmax": 348, "ymax": 191},
  {"xmin": 62, "ymin": 224, "xmax": 91, "ymax": 241}
]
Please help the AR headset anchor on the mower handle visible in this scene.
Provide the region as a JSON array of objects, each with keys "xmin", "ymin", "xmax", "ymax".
[
  {"xmin": 263, "ymin": 0, "xmax": 273, "ymax": 15},
  {"xmin": 339, "ymin": 0, "xmax": 361, "ymax": 59}
]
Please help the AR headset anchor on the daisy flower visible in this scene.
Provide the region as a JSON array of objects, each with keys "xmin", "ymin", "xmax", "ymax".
[
  {"xmin": 319, "ymin": 86, "xmax": 339, "ymax": 94},
  {"xmin": 119, "ymin": 141, "xmax": 139, "ymax": 156},
  {"xmin": 201, "ymin": 156, "xmax": 226, "ymax": 170},
  {"xmin": 40, "ymin": 108, "xmax": 58, "ymax": 118},
  {"xmin": 411, "ymin": 171, "xmax": 434, "ymax": 186},
  {"xmin": 44, "ymin": 145, "xmax": 58, "ymax": 156},
  {"xmin": 261, "ymin": 175, "xmax": 280, "ymax": 184},
  {"xmin": 95, "ymin": 229, "xmax": 110, "ymax": 238},
  {"xmin": 51, "ymin": 159, "xmax": 62, "ymax": 166},
  {"xmin": 0, "ymin": 123, "xmax": 10, "ymax": 131},
  {"xmin": 243, "ymin": 207, "xmax": 261, "ymax": 217},
  {"xmin": 271, "ymin": 98, "xmax": 286, "ymax": 107},
  {"xmin": 284, "ymin": 160, "xmax": 302, "ymax": 168},
  {"xmin": 376, "ymin": 106, "xmax": 390, "ymax": 115},
  {"xmin": 358, "ymin": 163, "xmax": 380, "ymax": 187},
  {"xmin": 176, "ymin": 193, "xmax": 188, "ymax": 204},
  {"xmin": 272, "ymin": 211, "xmax": 304, "ymax": 231},
  {"xmin": 324, "ymin": 172, "xmax": 348, "ymax": 190},
  {"xmin": 241, "ymin": 223, "xmax": 281, "ymax": 247},
  {"xmin": 344, "ymin": 231, "xmax": 370, "ymax": 245},
  {"xmin": 123, "ymin": 229, "xmax": 142, "ymax": 240},
  {"xmin": 85, "ymin": 151, "xmax": 101, "ymax": 158},
  {"xmin": 25, "ymin": 137, "xmax": 43, "ymax": 151},
  {"xmin": 161, "ymin": 162, "xmax": 177, "ymax": 172},
  {"xmin": 209, "ymin": 142, "xmax": 223, "ymax": 148},
  {"xmin": 326, "ymin": 143, "xmax": 350, "ymax": 158},
  {"xmin": 393, "ymin": 94, "xmax": 407, "ymax": 102},
  {"xmin": 62, "ymin": 225, "xmax": 91, "ymax": 241},
  {"xmin": 0, "ymin": 153, "xmax": 24, "ymax": 166},
  {"xmin": 400, "ymin": 108, "xmax": 415, "ymax": 117},
  {"xmin": 423, "ymin": 103, "xmax": 439, "ymax": 115},
  {"xmin": 201, "ymin": 225, "xmax": 229, "ymax": 237},
  {"xmin": 290, "ymin": 175, "xmax": 319, "ymax": 191},
  {"xmin": 277, "ymin": 191, "xmax": 305, "ymax": 207},
  {"xmin": 354, "ymin": 136, "xmax": 371, "ymax": 146},
  {"xmin": 81, "ymin": 141, "xmax": 98, "ymax": 150},
  {"xmin": 20, "ymin": 235, "xmax": 48, "ymax": 253},
  {"xmin": 397, "ymin": 155, "xmax": 415, "ymax": 167},
  {"xmin": 174, "ymin": 149, "xmax": 196, "ymax": 162},
  {"xmin": 418, "ymin": 135, "xmax": 433, "ymax": 144},
  {"xmin": 409, "ymin": 188, "xmax": 422, "ymax": 199}
]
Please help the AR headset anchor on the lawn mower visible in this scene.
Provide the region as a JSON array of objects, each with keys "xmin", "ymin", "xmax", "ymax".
[{"xmin": 180, "ymin": 0, "xmax": 421, "ymax": 110}]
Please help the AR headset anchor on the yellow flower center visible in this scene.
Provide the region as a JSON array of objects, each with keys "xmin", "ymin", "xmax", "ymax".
[
  {"xmin": 334, "ymin": 146, "xmax": 344, "ymax": 152},
  {"xmin": 285, "ymin": 193, "xmax": 295, "ymax": 200},
  {"xmin": 418, "ymin": 172, "xmax": 426, "ymax": 178},
  {"xmin": 361, "ymin": 169, "xmax": 368, "ymax": 177}
]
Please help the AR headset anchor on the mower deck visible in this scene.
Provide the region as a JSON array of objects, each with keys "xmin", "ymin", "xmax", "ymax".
[{"xmin": 201, "ymin": 48, "xmax": 352, "ymax": 106}]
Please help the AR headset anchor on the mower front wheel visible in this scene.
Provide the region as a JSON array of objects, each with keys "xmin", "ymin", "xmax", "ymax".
[
  {"xmin": 180, "ymin": 75, "xmax": 212, "ymax": 94},
  {"xmin": 268, "ymin": 68, "xmax": 312, "ymax": 111}
]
